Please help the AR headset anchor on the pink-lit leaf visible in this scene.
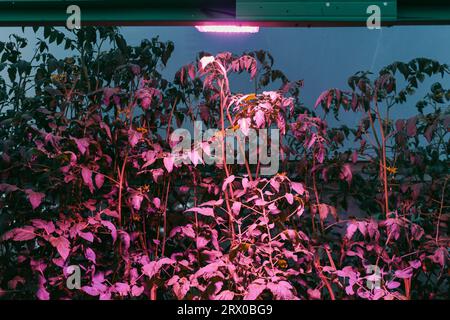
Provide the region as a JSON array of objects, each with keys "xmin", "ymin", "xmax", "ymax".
[
  {"xmin": 254, "ymin": 110, "xmax": 265, "ymax": 128},
  {"xmin": 339, "ymin": 164, "xmax": 352, "ymax": 184},
  {"xmin": 0, "ymin": 183, "xmax": 19, "ymax": 193},
  {"xmin": 131, "ymin": 285, "xmax": 144, "ymax": 297},
  {"xmin": 128, "ymin": 130, "xmax": 142, "ymax": 147},
  {"xmin": 346, "ymin": 222, "xmax": 358, "ymax": 239},
  {"xmin": 81, "ymin": 167, "xmax": 94, "ymax": 193},
  {"xmin": 163, "ymin": 155, "xmax": 174, "ymax": 173},
  {"xmin": 49, "ymin": 236, "xmax": 71, "ymax": 261},
  {"xmin": 394, "ymin": 268, "xmax": 413, "ymax": 279},
  {"xmin": 318, "ymin": 204, "xmax": 329, "ymax": 221},
  {"xmin": 409, "ymin": 260, "xmax": 421, "ymax": 269},
  {"xmin": 72, "ymin": 137, "xmax": 90, "ymax": 155},
  {"xmin": 36, "ymin": 287, "xmax": 50, "ymax": 300},
  {"xmin": 131, "ymin": 194, "xmax": 144, "ymax": 210},
  {"xmin": 115, "ymin": 282, "xmax": 130, "ymax": 296},
  {"xmin": 95, "ymin": 173, "xmax": 105, "ymax": 189},
  {"xmin": 25, "ymin": 189, "xmax": 45, "ymax": 210},
  {"xmin": 79, "ymin": 231, "xmax": 94, "ymax": 242},
  {"xmin": 102, "ymin": 209, "xmax": 119, "ymax": 219},
  {"xmin": 314, "ymin": 90, "xmax": 329, "ymax": 109},
  {"xmin": 31, "ymin": 219, "xmax": 55, "ymax": 235},
  {"xmin": 238, "ymin": 118, "xmax": 251, "ymax": 136},
  {"xmin": 431, "ymin": 247, "xmax": 447, "ymax": 267},
  {"xmin": 153, "ymin": 197, "xmax": 161, "ymax": 209},
  {"xmin": 307, "ymin": 288, "xmax": 321, "ymax": 300},
  {"xmin": 222, "ymin": 175, "xmax": 235, "ymax": 191},
  {"xmin": 214, "ymin": 290, "xmax": 235, "ymax": 300},
  {"xmin": 7, "ymin": 226, "xmax": 36, "ymax": 241},
  {"xmin": 85, "ymin": 247, "xmax": 96, "ymax": 264},
  {"xmin": 387, "ymin": 281, "xmax": 401, "ymax": 289},
  {"xmin": 231, "ymin": 201, "xmax": 242, "ymax": 216},
  {"xmin": 82, "ymin": 286, "xmax": 100, "ymax": 296},
  {"xmin": 291, "ymin": 182, "xmax": 305, "ymax": 195},
  {"xmin": 196, "ymin": 236, "xmax": 209, "ymax": 250},
  {"xmin": 142, "ymin": 258, "xmax": 175, "ymax": 279},
  {"xmin": 185, "ymin": 207, "xmax": 215, "ymax": 217},
  {"xmin": 267, "ymin": 281, "xmax": 297, "ymax": 300},
  {"xmin": 285, "ymin": 193, "xmax": 294, "ymax": 205},
  {"xmin": 244, "ymin": 282, "xmax": 266, "ymax": 300}
]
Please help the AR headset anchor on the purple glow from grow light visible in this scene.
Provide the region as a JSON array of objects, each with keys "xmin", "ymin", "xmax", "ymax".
[{"xmin": 195, "ymin": 25, "xmax": 259, "ymax": 33}]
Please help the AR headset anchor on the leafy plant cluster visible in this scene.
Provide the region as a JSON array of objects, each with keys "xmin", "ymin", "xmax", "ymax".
[{"xmin": 0, "ymin": 27, "xmax": 448, "ymax": 300}]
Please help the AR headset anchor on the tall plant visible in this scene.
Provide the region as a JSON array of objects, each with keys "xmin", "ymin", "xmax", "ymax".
[{"xmin": 0, "ymin": 27, "xmax": 448, "ymax": 300}]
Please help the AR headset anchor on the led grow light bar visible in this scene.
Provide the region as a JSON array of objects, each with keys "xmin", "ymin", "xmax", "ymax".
[{"xmin": 195, "ymin": 25, "xmax": 259, "ymax": 33}]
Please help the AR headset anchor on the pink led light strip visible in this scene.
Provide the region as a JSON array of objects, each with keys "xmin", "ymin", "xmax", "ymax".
[{"xmin": 195, "ymin": 25, "xmax": 259, "ymax": 33}]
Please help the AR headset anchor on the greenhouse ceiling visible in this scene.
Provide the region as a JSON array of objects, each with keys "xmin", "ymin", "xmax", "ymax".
[{"xmin": 0, "ymin": 0, "xmax": 449, "ymax": 26}]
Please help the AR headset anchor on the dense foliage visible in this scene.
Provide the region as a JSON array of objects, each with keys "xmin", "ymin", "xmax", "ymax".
[{"xmin": 0, "ymin": 27, "xmax": 448, "ymax": 300}]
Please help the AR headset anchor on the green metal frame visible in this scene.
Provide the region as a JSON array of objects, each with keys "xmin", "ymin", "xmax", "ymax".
[
  {"xmin": 0, "ymin": 0, "xmax": 235, "ymax": 25},
  {"xmin": 237, "ymin": 1, "xmax": 396, "ymax": 22},
  {"xmin": 0, "ymin": 0, "xmax": 449, "ymax": 26}
]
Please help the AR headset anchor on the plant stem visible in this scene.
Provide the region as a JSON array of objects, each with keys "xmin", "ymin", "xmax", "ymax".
[
  {"xmin": 435, "ymin": 176, "xmax": 449, "ymax": 245},
  {"xmin": 161, "ymin": 176, "xmax": 171, "ymax": 257}
]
